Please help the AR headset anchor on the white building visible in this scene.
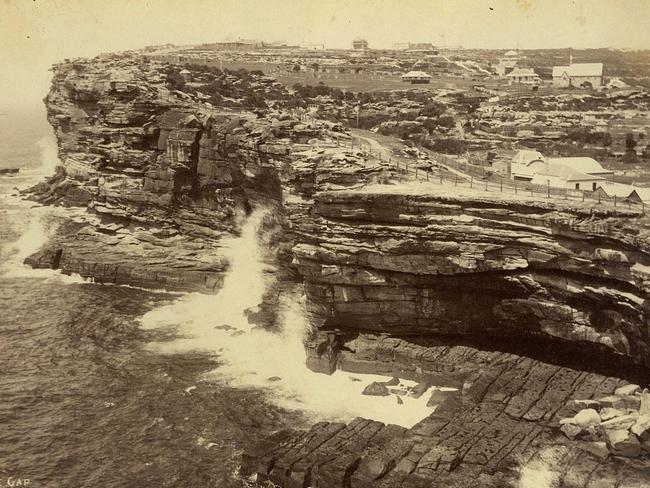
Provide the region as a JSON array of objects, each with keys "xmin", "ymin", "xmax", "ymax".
[
  {"xmin": 401, "ymin": 71, "xmax": 432, "ymax": 84},
  {"xmin": 511, "ymin": 151, "xmax": 613, "ymax": 190},
  {"xmin": 506, "ymin": 68, "xmax": 541, "ymax": 84},
  {"xmin": 530, "ymin": 162, "xmax": 605, "ymax": 191},
  {"xmin": 552, "ymin": 63, "xmax": 603, "ymax": 88},
  {"xmin": 511, "ymin": 150, "xmax": 546, "ymax": 180}
]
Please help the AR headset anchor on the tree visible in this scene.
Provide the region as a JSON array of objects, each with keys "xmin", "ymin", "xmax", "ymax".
[
  {"xmin": 420, "ymin": 101, "xmax": 446, "ymax": 118},
  {"xmin": 166, "ymin": 72, "xmax": 186, "ymax": 91}
]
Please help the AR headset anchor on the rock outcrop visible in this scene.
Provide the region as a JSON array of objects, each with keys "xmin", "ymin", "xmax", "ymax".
[
  {"xmin": 296, "ymin": 189, "xmax": 650, "ymax": 370},
  {"xmin": 26, "ymin": 54, "xmax": 394, "ymax": 292}
]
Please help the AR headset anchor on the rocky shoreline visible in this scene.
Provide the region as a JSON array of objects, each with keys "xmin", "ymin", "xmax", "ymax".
[{"xmin": 25, "ymin": 54, "xmax": 650, "ymax": 487}]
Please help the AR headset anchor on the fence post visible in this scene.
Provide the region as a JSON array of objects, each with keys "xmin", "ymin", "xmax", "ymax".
[
  {"xmin": 426, "ymin": 170, "xmax": 429, "ymax": 181},
  {"xmin": 415, "ymin": 166, "xmax": 418, "ymax": 178},
  {"xmin": 485, "ymin": 178, "xmax": 488, "ymax": 192},
  {"xmin": 455, "ymin": 174, "xmax": 457, "ymax": 186},
  {"xmin": 440, "ymin": 171, "xmax": 443, "ymax": 184},
  {"xmin": 582, "ymin": 190, "xmax": 585, "ymax": 202},
  {"xmin": 614, "ymin": 195, "xmax": 617, "ymax": 207},
  {"xmin": 500, "ymin": 176, "xmax": 503, "ymax": 192},
  {"xmin": 470, "ymin": 176, "xmax": 473, "ymax": 188},
  {"xmin": 547, "ymin": 180, "xmax": 550, "ymax": 198}
]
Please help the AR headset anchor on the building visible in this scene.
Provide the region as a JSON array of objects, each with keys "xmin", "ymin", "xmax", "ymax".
[
  {"xmin": 511, "ymin": 150, "xmax": 546, "ymax": 180},
  {"xmin": 506, "ymin": 68, "xmax": 540, "ymax": 84},
  {"xmin": 400, "ymin": 71, "xmax": 432, "ymax": 84},
  {"xmin": 495, "ymin": 50, "xmax": 520, "ymax": 76},
  {"xmin": 552, "ymin": 62, "xmax": 603, "ymax": 88},
  {"xmin": 179, "ymin": 69, "xmax": 192, "ymax": 81},
  {"xmin": 352, "ymin": 38, "xmax": 369, "ymax": 50},
  {"xmin": 511, "ymin": 151, "xmax": 613, "ymax": 187},
  {"xmin": 548, "ymin": 157, "xmax": 613, "ymax": 178},
  {"xmin": 530, "ymin": 162, "xmax": 605, "ymax": 191}
]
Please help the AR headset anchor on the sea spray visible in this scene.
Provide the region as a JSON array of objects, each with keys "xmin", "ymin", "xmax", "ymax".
[{"xmin": 140, "ymin": 208, "xmax": 436, "ymax": 427}]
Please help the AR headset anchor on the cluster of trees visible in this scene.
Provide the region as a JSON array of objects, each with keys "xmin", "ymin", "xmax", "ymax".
[
  {"xmin": 291, "ymin": 83, "xmax": 356, "ymax": 103},
  {"xmin": 567, "ymin": 128, "xmax": 612, "ymax": 146}
]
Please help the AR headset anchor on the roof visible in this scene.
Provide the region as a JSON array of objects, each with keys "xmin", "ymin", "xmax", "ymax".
[
  {"xmin": 504, "ymin": 50, "xmax": 519, "ymax": 57},
  {"xmin": 179, "ymin": 69, "xmax": 191, "ymax": 74},
  {"xmin": 401, "ymin": 70, "xmax": 432, "ymax": 79},
  {"xmin": 552, "ymin": 63, "xmax": 603, "ymax": 78},
  {"xmin": 506, "ymin": 68, "xmax": 539, "ymax": 77},
  {"xmin": 535, "ymin": 162, "xmax": 605, "ymax": 182},
  {"xmin": 546, "ymin": 157, "xmax": 610, "ymax": 175},
  {"xmin": 512, "ymin": 150, "xmax": 544, "ymax": 165}
]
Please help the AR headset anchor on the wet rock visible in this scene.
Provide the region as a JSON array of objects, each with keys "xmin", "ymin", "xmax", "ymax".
[
  {"xmin": 362, "ymin": 382, "xmax": 390, "ymax": 397},
  {"xmin": 396, "ymin": 396, "xmax": 403, "ymax": 405},
  {"xmin": 426, "ymin": 388, "xmax": 461, "ymax": 408},
  {"xmin": 267, "ymin": 376, "xmax": 282, "ymax": 382},
  {"xmin": 384, "ymin": 376, "xmax": 400, "ymax": 386},
  {"xmin": 409, "ymin": 382, "xmax": 430, "ymax": 399}
]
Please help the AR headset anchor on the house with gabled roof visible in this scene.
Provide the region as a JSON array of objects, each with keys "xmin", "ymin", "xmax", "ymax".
[{"xmin": 552, "ymin": 62, "xmax": 603, "ymax": 88}]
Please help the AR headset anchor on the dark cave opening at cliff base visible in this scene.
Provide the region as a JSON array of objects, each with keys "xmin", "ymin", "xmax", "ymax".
[{"xmin": 347, "ymin": 331, "xmax": 650, "ymax": 386}]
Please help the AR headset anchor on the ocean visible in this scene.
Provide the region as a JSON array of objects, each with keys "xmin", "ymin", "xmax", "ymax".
[{"xmin": 0, "ymin": 107, "xmax": 437, "ymax": 488}]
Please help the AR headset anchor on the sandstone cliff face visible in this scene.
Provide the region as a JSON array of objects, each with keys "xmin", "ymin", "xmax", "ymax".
[
  {"xmin": 296, "ymin": 189, "xmax": 650, "ymax": 370},
  {"xmin": 27, "ymin": 55, "xmax": 390, "ymax": 292}
]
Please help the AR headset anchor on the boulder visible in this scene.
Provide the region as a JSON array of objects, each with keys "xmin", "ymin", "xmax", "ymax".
[
  {"xmin": 614, "ymin": 384, "xmax": 641, "ymax": 396},
  {"xmin": 605, "ymin": 430, "xmax": 641, "ymax": 458},
  {"xmin": 561, "ymin": 423, "xmax": 582, "ymax": 439},
  {"xmin": 384, "ymin": 377, "xmax": 400, "ymax": 386},
  {"xmin": 596, "ymin": 395, "xmax": 641, "ymax": 410},
  {"xmin": 362, "ymin": 382, "xmax": 390, "ymax": 397},
  {"xmin": 599, "ymin": 407, "xmax": 626, "ymax": 421},
  {"xmin": 600, "ymin": 413, "xmax": 639, "ymax": 431},
  {"xmin": 574, "ymin": 408, "xmax": 601, "ymax": 427},
  {"xmin": 630, "ymin": 414, "xmax": 650, "ymax": 437},
  {"xmin": 640, "ymin": 389, "xmax": 650, "ymax": 416},
  {"xmin": 581, "ymin": 441, "xmax": 609, "ymax": 460},
  {"xmin": 426, "ymin": 388, "xmax": 461, "ymax": 408}
]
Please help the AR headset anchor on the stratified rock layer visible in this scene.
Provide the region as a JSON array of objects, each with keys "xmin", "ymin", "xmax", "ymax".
[{"xmin": 294, "ymin": 189, "xmax": 650, "ymax": 369}]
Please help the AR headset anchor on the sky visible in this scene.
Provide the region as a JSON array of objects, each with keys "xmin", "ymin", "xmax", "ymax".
[{"xmin": 1, "ymin": 0, "xmax": 649, "ymax": 109}]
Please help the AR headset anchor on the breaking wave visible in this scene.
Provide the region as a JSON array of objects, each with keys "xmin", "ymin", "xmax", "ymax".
[{"xmin": 140, "ymin": 209, "xmax": 437, "ymax": 427}]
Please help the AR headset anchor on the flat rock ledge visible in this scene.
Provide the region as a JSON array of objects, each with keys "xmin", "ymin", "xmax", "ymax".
[{"xmin": 242, "ymin": 339, "xmax": 650, "ymax": 488}]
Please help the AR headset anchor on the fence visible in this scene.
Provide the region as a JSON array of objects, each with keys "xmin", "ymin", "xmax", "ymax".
[{"xmin": 347, "ymin": 136, "xmax": 646, "ymax": 215}]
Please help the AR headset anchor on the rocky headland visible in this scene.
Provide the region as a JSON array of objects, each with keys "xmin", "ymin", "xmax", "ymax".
[{"xmin": 25, "ymin": 54, "xmax": 650, "ymax": 487}]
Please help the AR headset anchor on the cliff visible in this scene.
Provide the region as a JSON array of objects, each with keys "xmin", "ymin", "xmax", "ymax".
[
  {"xmin": 298, "ymin": 188, "xmax": 650, "ymax": 371},
  {"xmin": 27, "ymin": 54, "xmax": 650, "ymax": 487},
  {"xmin": 26, "ymin": 54, "xmax": 392, "ymax": 293}
]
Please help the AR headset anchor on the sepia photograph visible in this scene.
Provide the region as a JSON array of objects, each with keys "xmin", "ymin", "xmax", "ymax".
[{"xmin": 1, "ymin": 0, "xmax": 650, "ymax": 486}]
